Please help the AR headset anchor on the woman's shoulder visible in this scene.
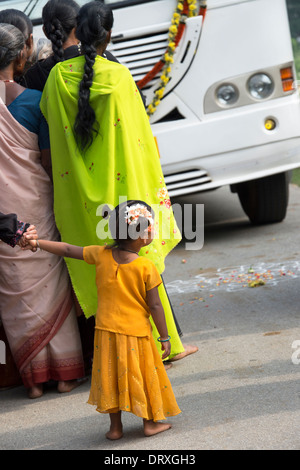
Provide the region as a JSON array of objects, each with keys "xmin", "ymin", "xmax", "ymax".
[
  {"xmin": 8, "ymin": 88, "xmax": 42, "ymax": 114},
  {"xmin": 96, "ymin": 55, "xmax": 127, "ymax": 71},
  {"xmin": 20, "ymin": 87, "xmax": 42, "ymax": 102},
  {"xmin": 52, "ymin": 55, "xmax": 84, "ymax": 77}
]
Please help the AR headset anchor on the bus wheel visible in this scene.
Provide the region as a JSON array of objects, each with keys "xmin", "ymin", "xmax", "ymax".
[{"xmin": 234, "ymin": 172, "xmax": 289, "ymax": 225}]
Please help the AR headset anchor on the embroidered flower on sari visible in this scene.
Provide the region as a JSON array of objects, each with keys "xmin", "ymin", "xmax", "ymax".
[
  {"xmin": 157, "ymin": 187, "xmax": 168, "ymax": 199},
  {"xmin": 157, "ymin": 187, "xmax": 171, "ymax": 209},
  {"xmin": 64, "ymin": 125, "xmax": 70, "ymax": 138},
  {"xmin": 164, "ymin": 198, "xmax": 171, "ymax": 209},
  {"xmin": 116, "ymin": 172, "xmax": 127, "ymax": 184},
  {"xmin": 138, "ymin": 138, "xmax": 145, "ymax": 151}
]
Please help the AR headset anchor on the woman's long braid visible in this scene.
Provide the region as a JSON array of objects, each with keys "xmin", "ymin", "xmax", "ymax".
[
  {"xmin": 74, "ymin": 2, "xmax": 113, "ymax": 153},
  {"xmin": 75, "ymin": 43, "xmax": 98, "ymax": 151},
  {"xmin": 47, "ymin": 18, "xmax": 65, "ymax": 63}
]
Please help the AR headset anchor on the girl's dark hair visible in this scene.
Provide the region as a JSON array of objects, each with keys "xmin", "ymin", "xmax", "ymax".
[
  {"xmin": 42, "ymin": 0, "xmax": 80, "ymax": 63},
  {"xmin": 0, "ymin": 23, "xmax": 25, "ymax": 71},
  {"xmin": 104, "ymin": 200, "xmax": 154, "ymax": 248},
  {"xmin": 74, "ymin": 1, "xmax": 114, "ymax": 153},
  {"xmin": 0, "ymin": 9, "xmax": 33, "ymax": 41}
]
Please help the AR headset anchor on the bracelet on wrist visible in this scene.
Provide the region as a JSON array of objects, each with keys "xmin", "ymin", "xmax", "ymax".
[
  {"xmin": 36, "ymin": 240, "xmax": 41, "ymax": 250},
  {"xmin": 157, "ymin": 335, "xmax": 171, "ymax": 343}
]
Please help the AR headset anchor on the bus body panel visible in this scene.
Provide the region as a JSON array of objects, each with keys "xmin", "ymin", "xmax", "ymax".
[{"xmin": 107, "ymin": 0, "xmax": 300, "ymax": 196}]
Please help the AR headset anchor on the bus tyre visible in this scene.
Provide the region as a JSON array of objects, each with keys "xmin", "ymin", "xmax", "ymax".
[{"xmin": 235, "ymin": 172, "xmax": 289, "ymax": 225}]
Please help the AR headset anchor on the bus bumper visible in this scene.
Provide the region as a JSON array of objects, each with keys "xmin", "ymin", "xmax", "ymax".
[{"xmin": 161, "ymin": 137, "xmax": 300, "ymax": 198}]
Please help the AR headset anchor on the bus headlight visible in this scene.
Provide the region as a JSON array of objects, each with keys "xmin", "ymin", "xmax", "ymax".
[
  {"xmin": 216, "ymin": 84, "xmax": 239, "ymax": 106},
  {"xmin": 248, "ymin": 73, "xmax": 274, "ymax": 100}
]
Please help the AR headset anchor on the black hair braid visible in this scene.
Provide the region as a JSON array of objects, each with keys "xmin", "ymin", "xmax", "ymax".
[
  {"xmin": 74, "ymin": 43, "xmax": 98, "ymax": 151},
  {"xmin": 42, "ymin": 0, "xmax": 80, "ymax": 63},
  {"xmin": 47, "ymin": 18, "xmax": 65, "ymax": 62},
  {"xmin": 74, "ymin": 1, "xmax": 114, "ymax": 153}
]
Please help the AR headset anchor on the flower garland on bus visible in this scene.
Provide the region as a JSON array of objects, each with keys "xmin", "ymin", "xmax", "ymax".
[{"xmin": 145, "ymin": 0, "xmax": 200, "ymax": 117}]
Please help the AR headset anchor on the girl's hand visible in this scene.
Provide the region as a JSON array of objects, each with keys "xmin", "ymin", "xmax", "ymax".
[
  {"xmin": 21, "ymin": 239, "xmax": 84, "ymax": 259},
  {"xmin": 24, "ymin": 239, "xmax": 38, "ymax": 251},
  {"xmin": 161, "ymin": 340, "xmax": 171, "ymax": 360},
  {"xmin": 19, "ymin": 225, "xmax": 38, "ymax": 251}
]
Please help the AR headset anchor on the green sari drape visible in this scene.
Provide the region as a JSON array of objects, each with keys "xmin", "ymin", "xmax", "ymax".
[{"xmin": 40, "ymin": 55, "xmax": 184, "ymax": 358}]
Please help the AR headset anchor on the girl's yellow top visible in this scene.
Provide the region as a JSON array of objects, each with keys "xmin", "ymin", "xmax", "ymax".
[{"xmin": 83, "ymin": 245, "xmax": 162, "ymax": 337}]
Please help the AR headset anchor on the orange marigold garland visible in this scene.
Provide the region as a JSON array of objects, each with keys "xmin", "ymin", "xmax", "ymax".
[
  {"xmin": 140, "ymin": 0, "xmax": 199, "ymax": 117},
  {"xmin": 199, "ymin": 0, "xmax": 208, "ymax": 20}
]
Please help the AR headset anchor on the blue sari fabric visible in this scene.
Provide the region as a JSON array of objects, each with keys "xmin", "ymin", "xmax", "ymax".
[{"xmin": 8, "ymin": 88, "xmax": 50, "ymax": 150}]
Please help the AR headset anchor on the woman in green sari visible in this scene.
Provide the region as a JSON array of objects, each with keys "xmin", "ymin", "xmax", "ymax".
[{"xmin": 40, "ymin": 1, "xmax": 196, "ymax": 361}]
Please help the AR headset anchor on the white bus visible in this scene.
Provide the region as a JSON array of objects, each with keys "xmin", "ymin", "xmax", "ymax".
[{"xmin": 1, "ymin": 0, "xmax": 300, "ymax": 224}]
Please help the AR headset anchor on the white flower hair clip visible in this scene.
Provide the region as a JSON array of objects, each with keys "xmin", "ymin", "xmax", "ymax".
[{"xmin": 124, "ymin": 204, "xmax": 154, "ymax": 229}]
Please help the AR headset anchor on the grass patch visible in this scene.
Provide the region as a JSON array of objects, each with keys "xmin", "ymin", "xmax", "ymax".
[{"xmin": 292, "ymin": 168, "xmax": 300, "ymax": 187}]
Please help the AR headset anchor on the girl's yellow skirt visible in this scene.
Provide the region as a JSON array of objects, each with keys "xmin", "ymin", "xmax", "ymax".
[{"xmin": 88, "ymin": 329, "xmax": 181, "ymax": 422}]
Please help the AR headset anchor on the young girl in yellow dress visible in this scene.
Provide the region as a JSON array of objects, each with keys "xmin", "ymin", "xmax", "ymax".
[{"xmin": 25, "ymin": 200, "xmax": 181, "ymax": 439}]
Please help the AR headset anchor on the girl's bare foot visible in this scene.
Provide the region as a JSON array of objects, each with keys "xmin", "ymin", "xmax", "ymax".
[
  {"xmin": 106, "ymin": 411, "xmax": 123, "ymax": 440},
  {"xmin": 28, "ymin": 384, "xmax": 43, "ymax": 399},
  {"xmin": 143, "ymin": 419, "xmax": 172, "ymax": 437},
  {"xmin": 57, "ymin": 378, "xmax": 86, "ymax": 393},
  {"xmin": 105, "ymin": 428, "xmax": 124, "ymax": 440}
]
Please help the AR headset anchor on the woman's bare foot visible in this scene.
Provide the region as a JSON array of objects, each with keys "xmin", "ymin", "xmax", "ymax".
[
  {"xmin": 170, "ymin": 344, "xmax": 198, "ymax": 362},
  {"xmin": 143, "ymin": 419, "xmax": 172, "ymax": 437},
  {"xmin": 106, "ymin": 411, "xmax": 123, "ymax": 440},
  {"xmin": 28, "ymin": 384, "xmax": 43, "ymax": 399},
  {"xmin": 57, "ymin": 378, "xmax": 86, "ymax": 393},
  {"xmin": 163, "ymin": 362, "xmax": 173, "ymax": 371}
]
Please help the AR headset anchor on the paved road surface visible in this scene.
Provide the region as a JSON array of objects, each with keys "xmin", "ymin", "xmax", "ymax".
[{"xmin": 1, "ymin": 184, "xmax": 300, "ymax": 451}]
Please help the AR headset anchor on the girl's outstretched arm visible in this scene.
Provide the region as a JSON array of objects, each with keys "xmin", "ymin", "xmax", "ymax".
[{"xmin": 25, "ymin": 238, "xmax": 84, "ymax": 260}]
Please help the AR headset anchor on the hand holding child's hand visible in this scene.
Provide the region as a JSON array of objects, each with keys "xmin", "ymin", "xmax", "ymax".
[
  {"xmin": 20, "ymin": 225, "xmax": 38, "ymax": 252},
  {"xmin": 161, "ymin": 340, "xmax": 171, "ymax": 360}
]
